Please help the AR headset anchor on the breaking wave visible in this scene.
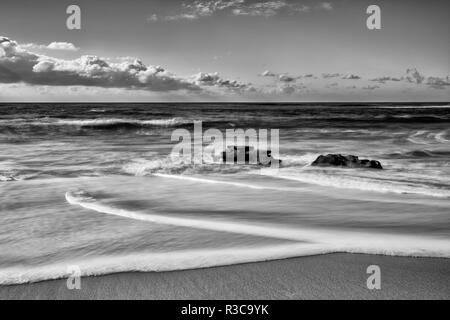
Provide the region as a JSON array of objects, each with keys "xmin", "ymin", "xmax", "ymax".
[
  {"xmin": 55, "ymin": 118, "xmax": 191, "ymax": 128},
  {"xmin": 259, "ymin": 168, "xmax": 450, "ymax": 198},
  {"xmin": 2, "ymin": 189, "xmax": 445, "ymax": 285}
]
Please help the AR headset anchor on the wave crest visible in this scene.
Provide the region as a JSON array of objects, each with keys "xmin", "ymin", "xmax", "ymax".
[{"xmin": 56, "ymin": 118, "xmax": 191, "ymax": 128}]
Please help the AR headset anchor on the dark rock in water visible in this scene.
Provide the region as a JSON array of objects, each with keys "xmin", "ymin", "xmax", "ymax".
[
  {"xmin": 311, "ymin": 154, "xmax": 383, "ymax": 169},
  {"xmin": 222, "ymin": 146, "xmax": 282, "ymax": 166}
]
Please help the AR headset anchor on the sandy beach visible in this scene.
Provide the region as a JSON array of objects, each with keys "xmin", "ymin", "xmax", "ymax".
[
  {"xmin": 2, "ymin": 0, "xmax": 450, "ymax": 303},
  {"xmin": 1, "ymin": 253, "xmax": 448, "ymax": 300}
]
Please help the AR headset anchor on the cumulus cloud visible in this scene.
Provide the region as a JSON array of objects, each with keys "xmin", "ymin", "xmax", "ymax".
[
  {"xmin": 321, "ymin": 73, "xmax": 341, "ymax": 78},
  {"xmin": 260, "ymin": 70, "xmax": 300, "ymax": 83},
  {"xmin": 279, "ymin": 85, "xmax": 296, "ymax": 94},
  {"xmin": 232, "ymin": 1, "xmax": 304, "ymax": 17},
  {"xmin": 3, "ymin": 35, "xmax": 448, "ymax": 99},
  {"xmin": 278, "ymin": 74, "xmax": 296, "ymax": 82},
  {"xmin": 193, "ymin": 72, "xmax": 251, "ymax": 91},
  {"xmin": 149, "ymin": 0, "xmax": 332, "ymax": 21},
  {"xmin": 262, "ymin": 83, "xmax": 304, "ymax": 95},
  {"xmin": 370, "ymin": 69, "xmax": 449, "ymax": 89},
  {"xmin": 0, "ymin": 36, "xmax": 199, "ymax": 92},
  {"xmin": 147, "ymin": 14, "xmax": 159, "ymax": 22},
  {"xmin": 319, "ymin": 2, "xmax": 333, "ymax": 11},
  {"xmin": 404, "ymin": 68, "xmax": 425, "ymax": 84},
  {"xmin": 20, "ymin": 42, "xmax": 79, "ymax": 51},
  {"xmin": 259, "ymin": 67, "xmax": 450, "ymax": 94},
  {"xmin": 260, "ymin": 70, "xmax": 277, "ymax": 77},
  {"xmin": 426, "ymin": 76, "xmax": 450, "ymax": 89},
  {"xmin": 342, "ymin": 73, "xmax": 361, "ymax": 80},
  {"xmin": 370, "ymin": 76, "xmax": 401, "ymax": 83}
]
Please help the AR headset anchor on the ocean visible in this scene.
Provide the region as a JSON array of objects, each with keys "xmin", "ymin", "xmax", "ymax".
[{"xmin": 0, "ymin": 103, "xmax": 449, "ymax": 284}]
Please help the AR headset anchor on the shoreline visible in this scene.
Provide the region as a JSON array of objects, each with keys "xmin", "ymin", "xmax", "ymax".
[{"xmin": 1, "ymin": 253, "xmax": 449, "ymax": 300}]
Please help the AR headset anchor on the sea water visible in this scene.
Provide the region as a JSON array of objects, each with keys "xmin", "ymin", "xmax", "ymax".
[{"xmin": 0, "ymin": 103, "xmax": 449, "ymax": 284}]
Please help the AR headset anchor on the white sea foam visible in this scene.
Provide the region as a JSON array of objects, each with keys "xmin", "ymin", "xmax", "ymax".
[
  {"xmin": 55, "ymin": 118, "xmax": 190, "ymax": 127},
  {"xmin": 407, "ymin": 130, "xmax": 429, "ymax": 144},
  {"xmin": 122, "ymin": 158, "xmax": 184, "ymax": 176},
  {"xmin": 153, "ymin": 173, "xmax": 302, "ymax": 191},
  {"xmin": 0, "ymin": 174, "xmax": 15, "ymax": 182},
  {"xmin": 259, "ymin": 168, "xmax": 450, "ymax": 198},
  {"xmin": 373, "ymin": 105, "xmax": 450, "ymax": 109},
  {"xmin": 0, "ymin": 244, "xmax": 332, "ymax": 285},
  {"xmin": 1, "ymin": 189, "xmax": 448, "ymax": 285},
  {"xmin": 279, "ymin": 153, "xmax": 317, "ymax": 167},
  {"xmin": 435, "ymin": 130, "xmax": 450, "ymax": 143},
  {"xmin": 0, "ymin": 173, "xmax": 35, "ymax": 182},
  {"xmin": 66, "ymin": 190, "xmax": 450, "ymax": 257}
]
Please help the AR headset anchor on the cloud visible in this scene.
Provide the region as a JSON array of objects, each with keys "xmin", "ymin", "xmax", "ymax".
[
  {"xmin": 404, "ymin": 68, "xmax": 425, "ymax": 84},
  {"xmin": 148, "ymin": 0, "xmax": 333, "ymax": 22},
  {"xmin": 279, "ymin": 85, "xmax": 296, "ymax": 94},
  {"xmin": 370, "ymin": 76, "xmax": 401, "ymax": 83},
  {"xmin": 20, "ymin": 42, "xmax": 79, "ymax": 51},
  {"xmin": 278, "ymin": 74, "xmax": 296, "ymax": 82},
  {"xmin": 370, "ymin": 69, "xmax": 449, "ymax": 89},
  {"xmin": 259, "ymin": 67, "xmax": 450, "ymax": 95},
  {"xmin": 0, "ymin": 36, "xmax": 199, "ymax": 92},
  {"xmin": 232, "ymin": 1, "xmax": 301, "ymax": 17},
  {"xmin": 322, "ymin": 73, "xmax": 341, "ymax": 78},
  {"xmin": 260, "ymin": 70, "xmax": 297, "ymax": 81},
  {"xmin": 164, "ymin": 13, "xmax": 200, "ymax": 21},
  {"xmin": 193, "ymin": 72, "xmax": 251, "ymax": 91},
  {"xmin": 260, "ymin": 70, "xmax": 277, "ymax": 77},
  {"xmin": 262, "ymin": 83, "xmax": 301, "ymax": 95},
  {"xmin": 342, "ymin": 74, "xmax": 361, "ymax": 80},
  {"xmin": 3, "ymin": 35, "xmax": 448, "ymax": 100},
  {"xmin": 147, "ymin": 14, "xmax": 159, "ymax": 22},
  {"xmin": 426, "ymin": 76, "xmax": 450, "ymax": 89},
  {"xmin": 319, "ymin": 2, "xmax": 333, "ymax": 11}
]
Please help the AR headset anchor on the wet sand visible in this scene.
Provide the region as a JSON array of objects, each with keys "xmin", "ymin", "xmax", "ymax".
[{"xmin": 1, "ymin": 253, "xmax": 449, "ymax": 300}]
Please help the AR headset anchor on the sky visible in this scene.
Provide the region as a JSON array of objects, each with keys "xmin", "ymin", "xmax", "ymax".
[{"xmin": 0, "ymin": 0, "xmax": 449, "ymax": 102}]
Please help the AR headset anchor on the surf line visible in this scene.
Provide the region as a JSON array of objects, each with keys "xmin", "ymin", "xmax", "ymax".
[
  {"xmin": 65, "ymin": 190, "xmax": 316, "ymax": 243},
  {"xmin": 65, "ymin": 190, "xmax": 450, "ymax": 258},
  {"xmin": 153, "ymin": 173, "xmax": 302, "ymax": 192}
]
